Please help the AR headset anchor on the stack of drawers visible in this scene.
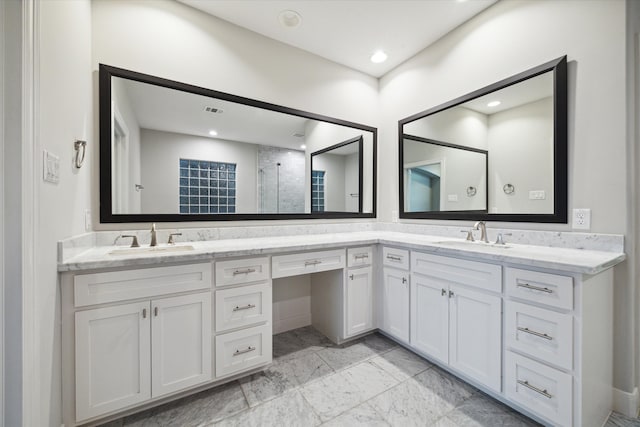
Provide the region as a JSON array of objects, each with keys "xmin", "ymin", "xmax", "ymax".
[
  {"xmin": 504, "ymin": 267, "xmax": 574, "ymax": 426},
  {"xmin": 214, "ymin": 257, "xmax": 272, "ymax": 378}
]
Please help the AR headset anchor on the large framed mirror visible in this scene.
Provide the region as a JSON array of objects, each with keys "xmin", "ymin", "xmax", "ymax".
[
  {"xmin": 398, "ymin": 56, "xmax": 567, "ymax": 223},
  {"xmin": 99, "ymin": 64, "xmax": 377, "ymax": 223}
]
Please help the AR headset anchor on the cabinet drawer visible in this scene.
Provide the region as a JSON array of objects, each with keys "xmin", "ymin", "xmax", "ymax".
[
  {"xmin": 74, "ymin": 263, "xmax": 212, "ymax": 307},
  {"xmin": 382, "ymin": 247, "xmax": 409, "ymax": 270},
  {"xmin": 412, "ymin": 252, "xmax": 501, "ymax": 294},
  {"xmin": 215, "ymin": 282, "xmax": 272, "ymax": 332},
  {"xmin": 505, "ymin": 301, "xmax": 573, "ymax": 370},
  {"xmin": 215, "ymin": 257, "xmax": 270, "ymax": 287},
  {"xmin": 505, "ymin": 351, "xmax": 572, "ymax": 426},
  {"xmin": 272, "ymin": 249, "xmax": 345, "ymax": 279},
  {"xmin": 505, "ymin": 267, "xmax": 573, "ymax": 310},
  {"xmin": 347, "ymin": 246, "xmax": 373, "ymax": 267},
  {"xmin": 215, "ymin": 324, "xmax": 272, "ymax": 378}
]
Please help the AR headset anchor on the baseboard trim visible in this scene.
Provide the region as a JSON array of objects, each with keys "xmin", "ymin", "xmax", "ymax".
[{"xmin": 613, "ymin": 386, "xmax": 639, "ymax": 418}]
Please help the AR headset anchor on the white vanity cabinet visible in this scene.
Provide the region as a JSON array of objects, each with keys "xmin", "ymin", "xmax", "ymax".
[
  {"xmin": 410, "ymin": 252, "xmax": 502, "ymax": 392},
  {"xmin": 63, "ymin": 263, "xmax": 213, "ymax": 424},
  {"xmin": 381, "ymin": 247, "xmax": 410, "ymax": 343},
  {"xmin": 345, "ymin": 247, "xmax": 374, "ymax": 338},
  {"xmin": 214, "ymin": 256, "xmax": 272, "ymax": 378}
]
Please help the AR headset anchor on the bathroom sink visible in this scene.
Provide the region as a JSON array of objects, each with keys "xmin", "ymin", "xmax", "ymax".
[
  {"xmin": 434, "ymin": 240, "xmax": 512, "ymax": 249},
  {"xmin": 109, "ymin": 244, "xmax": 195, "ymax": 255}
]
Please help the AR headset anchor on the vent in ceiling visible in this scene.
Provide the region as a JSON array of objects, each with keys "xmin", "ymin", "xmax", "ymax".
[
  {"xmin": 292, "ymin": 132, "xmax": 305, "ymax": 138},
  {"xmin": 204, "ymin": 106, "xmax": 224, "ymax": 114}
]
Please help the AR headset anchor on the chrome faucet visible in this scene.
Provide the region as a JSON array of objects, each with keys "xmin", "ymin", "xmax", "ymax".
[
  {"xmin": 474, "ymin": 221, "xmax": 489, "ymax": 243},
  {"xmin": 150, "ymin": 223, "xmax": 158, "ymax": 247}
]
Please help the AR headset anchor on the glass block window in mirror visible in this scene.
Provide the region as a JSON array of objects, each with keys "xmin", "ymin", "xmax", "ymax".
[
  {"xmin": 179, "ymin": 158, "xmax": 237, "ymax": 214},
  {"xmin": 311, "ymin": 170, "xmax": 325, "ymax": 212}
]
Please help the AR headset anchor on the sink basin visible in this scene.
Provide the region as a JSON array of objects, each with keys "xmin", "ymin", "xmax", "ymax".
[
  {"xmin": 109, "ymin": 244, "xmax": 195, "ymax": 255},
  {"xmin": 434, "ymin": 240, "xmax": 512, "ymax": 249}
]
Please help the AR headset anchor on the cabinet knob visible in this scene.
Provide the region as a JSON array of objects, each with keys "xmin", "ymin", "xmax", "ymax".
[
  {"xmin": 441, "ymin": 288, "xmax": 446, "ymax": 296},
  {"xmin": 449, "ymin": 290, "xmax": 454, "ymax": 298},
  {"xmin": 402, "ymin": 277, "xmax": 407, "ymax": 284},
  {"xmin": 349, "ymin": 274, "xmax": 354, "ymax": 280}
]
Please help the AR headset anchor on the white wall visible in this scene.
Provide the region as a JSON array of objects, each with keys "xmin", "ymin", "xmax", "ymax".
[
  {"xmin": 380, "ymin": 0, "xmax": 631, "ymax": 393},
  {"xmin": 37, "ymin": 1, "xmax": 94, "ymax": 426},
  {"xmin": 313, "ymin": 153, "xmax": 346, "ymax": 212},
  {"xmin": 140, "ymin": 129, "xmax": 257, "ymax": 214},
  {"xmin": 404, "ymin": 106, "xmax": 489, "ymax": 150},
  {"xmin": 111, "ymin": 77, "xmax": 142, "ymax": 213},
  {"xmin": 487, "ymin": 97, "xmax": 554, "ymax": 214}
]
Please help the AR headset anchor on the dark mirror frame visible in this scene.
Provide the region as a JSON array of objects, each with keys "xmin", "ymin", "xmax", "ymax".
[
  {"xmin": 310, "ymin": 135, "xmax": 364, "ymax": 213},
  {"xmin": 397, "ymin": 55, "xmax": 567, "ymax": 223},
  {"xmin": 99, "ymin": 64, "xmax": 377, "ymax": 223}
]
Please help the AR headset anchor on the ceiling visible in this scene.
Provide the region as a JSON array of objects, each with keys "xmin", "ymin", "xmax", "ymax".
[{"xmin": 178, "ymin": 0, "xmax": 497, "ymax": 78}]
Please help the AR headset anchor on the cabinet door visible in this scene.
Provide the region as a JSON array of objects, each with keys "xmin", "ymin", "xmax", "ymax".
[
  {"xmin": 75, "ymin": 301, "xmax": 151, "ymax": 421},
  {"xmin": 449, "ymin": 285, "xmax": 502, "ymax": 392},
  {"xmin": 382, "ymin": 267, "xmax": 410, "ymax": 343},
  {"xmin": 151, "ymin": 292, "xmax": 212, "ymax": 397},
  {"xmin": 345, "ymin": 266, "xmax": 373, "ymax": 337},
  {"xmin": 410, "ymin": 274, "xmax": 448, "ymax": 364}
]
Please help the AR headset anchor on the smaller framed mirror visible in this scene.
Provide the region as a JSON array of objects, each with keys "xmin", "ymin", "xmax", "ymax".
[
  {"xmin": 398, "ymin": 56, "xmax": 567, "ymax": 223},
  {"xmin": 310, "ymin": 136, "xmax": 363, "ymax": 213}
]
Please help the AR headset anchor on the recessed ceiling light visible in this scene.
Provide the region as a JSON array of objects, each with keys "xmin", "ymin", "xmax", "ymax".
[
  {"xmin": 487, "ymin": 101, "xmax": 501, "ymax": 107},
  {"xmin": 370, "ymin": 50, "xmax": 388, "ymax": 64},
  {"xmin": 300, "ymin": 144, "xmax": 307, "ymax": 149},
  {"xmin": 279, "ymin": 10, "xmax": 302, "ymax": 28},
  {"xmin": 209, "ymin": 130, "xmax": 218, "ymax": 136}
]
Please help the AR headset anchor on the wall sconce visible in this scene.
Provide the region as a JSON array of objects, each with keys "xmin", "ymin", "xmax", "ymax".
[{"xmin": 74, "ymin": 140, "xmax": 87, "ymax": 168}]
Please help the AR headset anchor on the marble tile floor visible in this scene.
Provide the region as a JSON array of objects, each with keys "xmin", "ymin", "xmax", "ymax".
[{"xmin": 98, "ymin": 326, "xmax": 632, "ymax": 427}]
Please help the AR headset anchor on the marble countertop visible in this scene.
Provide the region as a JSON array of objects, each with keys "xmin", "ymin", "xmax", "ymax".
[{"xmin": 58, "ymin": 231, "xmax": 625, "ymax": 275}]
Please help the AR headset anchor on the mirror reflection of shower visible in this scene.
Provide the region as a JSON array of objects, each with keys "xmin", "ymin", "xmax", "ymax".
[{"xmin": 257, "ymin": 146, "xmax": 305, "ymax": 213}]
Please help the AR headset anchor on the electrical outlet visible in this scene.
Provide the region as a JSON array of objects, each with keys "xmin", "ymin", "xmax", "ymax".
[
  {"xmin": 43, "ymin": 149, "xmax": 60, "ymax": 183},
  {"xmin": 529, "ymin": 190, "xmax": 546, "ymax": 200},
  {"xmin": 448, "ymin": 194, "xmax": 458, "ymax": 202},
  {"xmin": 572, "ymin": 208, "xmax": 591, "ymax": 230},
  {"xmin": 84, "ymin": 209, "xmax": 92, "ymax": 232}
]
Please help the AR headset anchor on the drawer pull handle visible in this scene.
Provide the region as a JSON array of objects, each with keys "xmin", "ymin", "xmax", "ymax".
[
  {"xmin": 142, "ymin": 308, "xmax": 147, "ymax": 319},
  {"xmin": 517, "ymin": 326, "xmax": 552, "ymax": 340},
  {"xmin": 304, "ymin": 260, "xmax": 322, "ymax": 266},
  {"xmin": 386, "ymin": 255, "xmax": 402, "ymax": 261},
  {"xmin": 441, "ymin": 288, "xmax": 446, "ymax": 296},
  {"xmin": 233, "ymin": 346, "xmax": 256, "ymax": 356},
  {"xmin": 154, "ymin": 307, "xmax": 158, "ymax": 317},
  {"xmin": 233, "ymin": 304, "xmax": 256, "ymax": 312},
  {"xmin": 233, "ymin": 268, "xmax": 256, "ymax": 275},
  {"xmin": 349, "ymin": 274, "xmax": 354, "ymax": 280},
  {"xmin": 517, "ymin": 380, "xmax": 553, "ymax": 399},
  {"xmin": 402, "ymin": 277, "xmax": 407, "ymax": 284},
  {"xmin": 449, "ymin": 290, "xmax": 454, "ymax": 298},
  {"xmin": 517, "ymin": 283, "xmax": 553, "ymax": 293},
  {"xmin": 354, "ymin": 254, "xmax": 369, "ymax": 259}
]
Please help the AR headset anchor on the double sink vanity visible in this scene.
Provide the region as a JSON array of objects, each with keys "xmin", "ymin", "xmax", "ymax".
[{"xmin": 58, "ymin": 226, "xmax": 624, "ymax": 427}]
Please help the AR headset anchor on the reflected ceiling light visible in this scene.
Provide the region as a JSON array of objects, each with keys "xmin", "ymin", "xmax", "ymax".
[
  {"xmin": 487, "ymin": 100, "xmax": 501, "ymax": 107},
  {"xmin": 208, "ymin": 130, "xmax": 218, "ymax": 136},
  {"xmin": 370, "ymin": 50, "xmax": 388, "ymax": 64},
  {"xmin": 300, "ymin": 144, "xmax": 307, "ymax": 149},
  {"xmin": 279, "ymin": 10, "xmax": 302, "ymax": 28}
]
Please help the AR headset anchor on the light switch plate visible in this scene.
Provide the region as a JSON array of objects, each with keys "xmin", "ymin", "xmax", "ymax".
[
  {"xmin": 43, "ymin": 149, "xmax": 60, "ymax": 183},
  {"xmin": 572, "ymin": 208, "xmax": 591, "ymax": 230},
  {"xmin": 529, "ymin": 190, "xmax": 546, "ymax": 200}
]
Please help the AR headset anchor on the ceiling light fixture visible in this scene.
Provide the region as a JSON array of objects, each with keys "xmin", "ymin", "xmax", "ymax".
[
  {"xmin": 300, "ymin": 144, "xmax": 307, "ymax": 149},
  {"xmin": 278, "ymin": 10, "xmax": 302, "ymax": 28},
  {"xmin": 487, "ymin": 101, "xmax": 501, "ymax": 107},
  {"xmin": 370, "ymin": 50, "xmax": 388, "ymax": 64},
  {"xmin": 209, "ymin": 130, "xmax": 218, "ymax": 136}
]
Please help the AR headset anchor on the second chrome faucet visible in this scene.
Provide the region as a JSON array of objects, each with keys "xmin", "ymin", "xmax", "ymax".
[
  {"xmin": 150, "ymin": 223, "xmax": 158, "ymax": 247},
  {"xmin": 473, "ymin": 221, "xmax": 489, "ymax": 243}
]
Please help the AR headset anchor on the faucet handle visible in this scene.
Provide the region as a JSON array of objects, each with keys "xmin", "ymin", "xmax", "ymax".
[
  {"xmin": 495, "ymin": 232, "xmax": 512, "ymax": 245},
  {"xmin": 168, "ymin": 232, "xmax": 182, "ymax": 245},
  {"xmin": 460, "ymin": 229, "xmax": 475, "ymax": 242},
  {"xmin": 120, "ymin": 234, "xmax": 140, "ymax": 248}
]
